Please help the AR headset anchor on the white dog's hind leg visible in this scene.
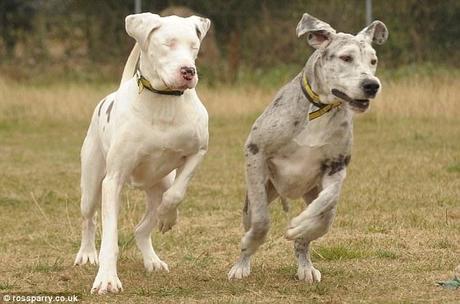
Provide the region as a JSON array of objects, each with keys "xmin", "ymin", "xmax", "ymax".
[
  {"xmin": 75, "ymin": 126, "xmax": 105, "ymax": 266},
  {"xmin": 135, "ymin": 174, "xmax": 174, "ymax": 272}
]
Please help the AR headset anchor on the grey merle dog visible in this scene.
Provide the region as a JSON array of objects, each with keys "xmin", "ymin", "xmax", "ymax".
[{"xmin": 228, "ymin": 13, "xmax": 388, "ymax": 282}]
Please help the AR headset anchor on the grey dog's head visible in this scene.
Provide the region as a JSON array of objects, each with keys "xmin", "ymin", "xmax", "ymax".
[{"xmin": 297, "ymin": 13, "xmax": 388, "ymax": 113}]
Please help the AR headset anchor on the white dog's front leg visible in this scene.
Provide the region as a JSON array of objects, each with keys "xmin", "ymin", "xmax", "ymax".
[
  {"xmin": 286, "ymin": 170, "xmax": 345, "ymax": 241},
  {"xmin": 91, "ymin": 175, "xmax": 124, "ymax": 295},
  {"xmin": 157, "ymin": 149, "xmax": 206, "ymax": 233}
]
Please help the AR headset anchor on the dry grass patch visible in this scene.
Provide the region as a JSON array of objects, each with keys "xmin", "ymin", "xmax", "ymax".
[
  {"xmin": 2, "ymin": 73, "xmax": 460, "ymax": 121},
  {"xmin": 0, "ymin": 75, "xmax": 459, "ymax": 303}
]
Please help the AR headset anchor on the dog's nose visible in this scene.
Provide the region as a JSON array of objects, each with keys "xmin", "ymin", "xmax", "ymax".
[
  {"xmin": 361, "ymin": 79, "xmax": 380, "ymax": 97},
  {"xmin": 180, "ymin": 66, "xmax": 196, "ymax": 80}
]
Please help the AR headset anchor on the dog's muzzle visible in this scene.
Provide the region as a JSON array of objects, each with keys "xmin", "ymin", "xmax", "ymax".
[{"xmin": 331, "ymin": 89, "xmax": 370, "ymax": 112}]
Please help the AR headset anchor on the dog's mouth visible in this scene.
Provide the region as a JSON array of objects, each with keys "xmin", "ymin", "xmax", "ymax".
[{"xmin": 331, "ymin": 89, "xmax": 370, "ymax": 112}]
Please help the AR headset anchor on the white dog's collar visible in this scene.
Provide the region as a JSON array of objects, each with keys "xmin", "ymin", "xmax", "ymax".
[{"xmin": 136, "ymin": 70, "xmax": 184, "ymax": 96}]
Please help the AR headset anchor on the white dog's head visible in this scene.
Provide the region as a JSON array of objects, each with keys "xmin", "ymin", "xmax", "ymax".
[
  {"xmin": 297, "ymin": 13, "xmax": 388, "ymax": 112},
  {"xmin": 126, "ymin": 13, "xmax": 211, "ymax": 91}
]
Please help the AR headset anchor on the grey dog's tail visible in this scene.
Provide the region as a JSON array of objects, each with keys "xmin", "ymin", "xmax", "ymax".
[{"xmin": 119, "ymin": 43, "xmax": 140, "ymax": 86}]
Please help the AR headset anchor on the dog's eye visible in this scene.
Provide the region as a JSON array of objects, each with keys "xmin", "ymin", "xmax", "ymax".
[
  {"xmin": 371, "ymin": 59, "xmax": 377, "ymax": 65},
  {"xmin": 162, "ymin": 40, "xmax": 177, "ymax": 48},
  {"xmin": 340, "ymin": 55, "xmax": 353, "ymax": 63}
]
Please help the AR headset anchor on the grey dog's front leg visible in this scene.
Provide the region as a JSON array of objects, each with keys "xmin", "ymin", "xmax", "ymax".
[
  {"xmin": 294, "ymin": 187, "xmax": 322, "ymax": 282},
  {"xmin": 289, "ymin": 171, "xmax": 345, "ymax": 283},
  {"xmin": 228, "ymin": 151, "xmax": 270, "ymax": 279}
]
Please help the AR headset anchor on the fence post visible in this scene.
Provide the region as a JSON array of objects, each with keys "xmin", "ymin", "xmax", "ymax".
[
  {"xmin": 366, "ymin": 0, "xmax": 372, "ymax": 25},
  {"xmin": 135, "ymin": 0, "xmax": 142, "ymax": 13}
]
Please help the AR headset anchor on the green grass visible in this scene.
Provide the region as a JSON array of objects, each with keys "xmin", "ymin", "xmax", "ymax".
[{"xmin": 0, "ymin": 82, "xmax": 459, "ymax": 303}]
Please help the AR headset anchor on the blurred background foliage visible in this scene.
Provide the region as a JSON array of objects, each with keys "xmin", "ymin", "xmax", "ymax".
[{"xmin": 0, "ymin": 0, "xmax": 458, "ymax": 85}]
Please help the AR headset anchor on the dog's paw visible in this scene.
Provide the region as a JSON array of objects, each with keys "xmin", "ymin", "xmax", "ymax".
[
  {"xmin": 285, "ymin": 215, "xmax": 308, "ymax": 240},
  {"xmin": 162, "ymin": 187, "xmax": 185, "ymax": 206},
  {"xmin": 144, "ymin": 256, "xmax": 169, "ymax": 272},
  {"xmin": 74, "ymin": 247, "xmax": 98, "ymax": 266},
  {"xmin": 297, "ymin": 265, "xmax": 321, "ymax": 283},
  {"xmin": 91, "ymin": 270, "xmax": 123, "ymax": 295},
  {"xmin": 157, "ymin": 204, "xmax": 178, "ymax": 233},
  {"xmin": 228, "ymin": 257, "xmax": 250, "ymax": 280}
]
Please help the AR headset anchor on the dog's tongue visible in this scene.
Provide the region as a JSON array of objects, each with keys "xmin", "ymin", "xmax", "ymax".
[{"xmin": 331, "ymin": 89, "xmax": 353, "ymax": 102}]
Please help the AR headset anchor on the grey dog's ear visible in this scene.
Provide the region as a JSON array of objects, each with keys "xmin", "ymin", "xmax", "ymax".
[
  {"xmin": 357, "ymin": 20, "xmax": 388, "ymax": 45},
  {"xmin": 188, "ymin": 16, "xmax": 211, "ymax": 41},
  {"xmin": 125, "ymin": 13, "xmax": 161, "ymax": 50},
  {"xmin": 296, "ymin": 13, "xmax": 336, "ymax": 49}
]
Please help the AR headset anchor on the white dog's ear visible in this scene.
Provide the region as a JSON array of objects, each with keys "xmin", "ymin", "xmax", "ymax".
[
  {"xmin": 125, "ymin": 13, "xmax": 161, "ymax": 50},
  {"xmin": 296, "ymin": 13, "xmax": 336, "ymax": 49},
  {"xmin": 357, "ymin": 20, "xmax": 388, "ymax": 45},
  {"xmin": 189, "ymin": 16, "xmax": 211, "ymax": 41}
]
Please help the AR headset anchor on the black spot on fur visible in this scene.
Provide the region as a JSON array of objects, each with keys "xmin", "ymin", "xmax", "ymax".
[
  {"xmin": 321, "ymin": 154, "xmax": 351, "ymax": 176},
  {"xmin": 195, "ymin": 26, "xmax": 202, "ymax": 39},
  {"xmin": 106, "ymin": 100, "xmax": 114, "ymax": 123},
  {"xmin": 344, "ymin": 155, "xmax": 351, "ymax": 166},
  {"xmin": 252, "ymin": 126, "xmax": 258, "ymax": 131},
  {"xmin": 294, "ymin": 120, "xmax": 300, "ymax": 127},
  {"xmin": 273, "ymin": 96, "xmax": 282, "ymax": 107},
  {"xmin": 247, "ymin": 143, "xmax": 259, "ymax": 155},
  {"xmin": 98, "ymin": 98, "xmax": 106, "ymax": 117},
  {"xmin": 329, "ymin": 159, "xmax": 345, "ymax": 175},
  {"xmin": 243, "ymin": 193, "xmax": 249, "ymax": 214}
]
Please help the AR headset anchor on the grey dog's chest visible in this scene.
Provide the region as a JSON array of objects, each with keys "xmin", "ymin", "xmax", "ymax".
[{"xmin": 268, "ymin": 109, "xmax": 352, "ymax": 199}]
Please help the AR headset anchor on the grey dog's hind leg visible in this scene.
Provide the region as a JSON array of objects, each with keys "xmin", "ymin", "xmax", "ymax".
[
  {"xmin": 229, "ymin": 153, "xmax": 272, "ymax": 279},
  {"xmin": 243, "ymin": 180, "xmax": 279, "ymax": 232}
]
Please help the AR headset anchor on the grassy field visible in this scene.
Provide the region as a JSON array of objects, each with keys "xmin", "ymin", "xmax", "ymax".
[{"xmin": 0, "ymin": 74, "xmax": 459, "ymax": 303}]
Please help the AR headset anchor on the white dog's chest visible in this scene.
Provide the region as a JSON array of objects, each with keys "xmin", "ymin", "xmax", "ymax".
[
  {"xmin": 127, "ymin": 111, "xmax": 206, "ymax": 188},
  {"xmin": 96, "ymin": 83, "xmax": 208, "ymax": 189}
]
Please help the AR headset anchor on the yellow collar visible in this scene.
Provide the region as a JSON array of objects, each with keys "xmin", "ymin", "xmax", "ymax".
[
  {"xmin": 300, "ymin": 72, "xmax": 342, "ymax": 121},
  {"xmin": 136, "ymin": 70, "xmax": 184, "ymax": 96}
]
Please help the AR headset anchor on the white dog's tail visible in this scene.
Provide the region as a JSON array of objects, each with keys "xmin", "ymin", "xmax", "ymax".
[{"xmin": 120, "ymin": 43, "xmax": 140, "ymax": 86}]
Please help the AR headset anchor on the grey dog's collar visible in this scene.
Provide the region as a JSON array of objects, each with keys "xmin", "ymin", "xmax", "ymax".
[{"xmin": 300, "ymin": 72, "xmax": 342, "ymax": 121}]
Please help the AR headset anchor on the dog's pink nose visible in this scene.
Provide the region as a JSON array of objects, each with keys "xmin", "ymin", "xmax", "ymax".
[{"xmin": 180, "ymin": 66, "xmax": 196, "ymax": 81}]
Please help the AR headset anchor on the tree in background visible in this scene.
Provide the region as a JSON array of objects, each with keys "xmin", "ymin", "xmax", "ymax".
[
  {"xmin": 0, "ymin": 0, "xmax": 36, "ymax": 58},
  {"xmin": 0, "ymin": 0, "xmax": 458, "ymax": 81}
]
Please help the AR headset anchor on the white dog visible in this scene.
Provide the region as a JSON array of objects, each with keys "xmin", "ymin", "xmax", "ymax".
[{"xmin": 73, "ymin": 13, "xmax": 211, "ymax": 294}]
